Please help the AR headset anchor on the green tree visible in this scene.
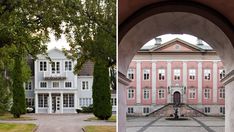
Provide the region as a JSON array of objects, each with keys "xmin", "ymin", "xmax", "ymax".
[
  {"xmin": 0, "ymin": 73, "xmax": 11, "ymax": 115},
  {"xmin": 92, "ymin": 59, "xmax": 112, "ymax": 120}
]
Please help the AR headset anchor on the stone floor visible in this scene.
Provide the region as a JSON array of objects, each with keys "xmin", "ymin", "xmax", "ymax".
[{"xmin": 126, "ymin": 117, "xmax": 224, "ymax": 132}]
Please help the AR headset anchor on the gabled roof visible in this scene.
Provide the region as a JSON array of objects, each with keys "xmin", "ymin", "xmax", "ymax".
[{"xmin": 140, "ymin": 38, "xmax": 213, "ymax": 53}]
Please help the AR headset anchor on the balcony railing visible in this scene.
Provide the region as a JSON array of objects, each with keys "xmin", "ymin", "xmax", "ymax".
[{"xmin": 43, "ymin": 72, "xmax": 67, "ymax": 80}]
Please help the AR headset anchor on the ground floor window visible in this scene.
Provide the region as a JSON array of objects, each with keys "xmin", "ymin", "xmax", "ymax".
[
  {"xmin": 204, "ymin": 107, "xmax": 210, "ymax": 113},
  {"xmin": 220, "ymin": 107, "xmax": 225, "ymax": 114},
  {"xmin": 158, "ymin": 89, "xmax": 165, "ymax": 99},
  {"xmin": 63, "ymin": 94, "xmax": 74, "ymax": 107},
  {"xmin": 26, "ymin": 98, "xmax": 34, "ymax": 107},
  {"xmin": 38, "ymin": 94, "xmax": 48, "ymax": 108},
  {"xmin": 111, "ymin": 98, "xmax": 117, "ymax": 106},
  {"xmin": 79, "ymin": 98, "xmax": 93, "ymax": 107},
  {"xmin": 128, "ymin": 107, "xmax": 134, "ymax": 114},
  {"xmin": 143, "ymin": 107, "xmax": 150, "ymax": 114}
]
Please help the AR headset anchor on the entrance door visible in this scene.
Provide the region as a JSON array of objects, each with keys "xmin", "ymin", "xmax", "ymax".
[
  {"xmin": 52, "ymin": 96, "xmax": 56, "ymax": 113},
  {"xmin": 56, "ymin": 96, "xmax": 60, "ymax": 113},
  {"xmin": 173, "ymin": 92, "xmax": 181, "ymax": 105}
]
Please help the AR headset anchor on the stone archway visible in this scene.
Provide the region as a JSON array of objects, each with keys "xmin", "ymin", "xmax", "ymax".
[
  {"xmin": 173, "ymin": 91, "xmax": 181, "ymax": 105},
  {"xmin": 118, "ymin": 1, "xmax": 234, "ymax": 132}
]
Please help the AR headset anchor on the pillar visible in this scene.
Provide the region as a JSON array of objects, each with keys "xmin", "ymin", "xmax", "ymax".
[
  {"xmin": 118, "ymin": 72, "xmax": 131, "ymax": 132},
  {"xmin": 48, "ymin": 92, "xmax": 52, "ymax": 113},
  {"xmin": 213, "ymin": 61, "xmax": 218, "ymax": 103},
  {"xmin": 35, "ymin": 92, "xmax": 38, "ymax": 113},
  {"xmin": 152, "ymin": 62, "xmax": 156, "ymax": 104},
  {"xmin": 183, "ymin": 61, "xmax": 187, "ymax": 103},
  {"xmin": 198, "ymin": 61, "xmax": 202, "ymax": 104},
  {"xmin": 136, "ymin": 61, "xmax": 141, "ymax": 104},
  {"xmin": 167, "ymin": 61, "xmax": 171, "ymax": 103},
  {"xmin": 60, "ymin": 92, "xmax": 63, "ymax": 113}
]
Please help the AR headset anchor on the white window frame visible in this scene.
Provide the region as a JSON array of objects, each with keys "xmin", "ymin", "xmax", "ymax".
[
  {"xmin": 52, "ymin": 81, "xmax": 60, "ymax": 88},
  {"xmin": 51, "ymin": 61, "xmax": 61, "ymax": 74},
  {"xmin": 143, "ymin": 107, "xmax": 150, "ymax": 114},
  {"xmin": 25, "ymin": 81, "xmax": 32, "ymax": 91},
  {"xmin": 143, "ymin": 89, "xmax": 150, "ymax": 100},
  {"xmin": 39, "ymin": 61, "xmax": 47, "ymax": 72},
  {"xmin": 79, "ymin": 98, "xmax": 93, "ymax": 107},
  {"xmin": 65, "ymin": 61, "xmax": 72, "ymax": 71},
  {"xmin": 38, "ymin": 94, "xmax": 48, "ymax": 108},
  {"xmin": 219, "ymin": 88, "xmax": 225, "ymax": 99},
  {"xmin": 189, "ymin": 69, "xmax": 196, "ymax": 80},
  {"xmin": 219, "ymin": 69, "xmax": 225, "ymax": 80},
  {"xmin": 189, "ymin": 88, "xmax": 196, "ymax": 99},
  {"xmin": 143, "ymin": 69, "xmax": 150, "ymax": 80},
  {"xmin": 64, "ymin": 81, "xmax": 72, "ymax": 88},
  {"xmin": 128, "ymin": 89, "xmax": 135, "ymax": 99},
  {"xmin": 39, "ymin": 81, "xmax": 47, "ymax": 88},
  {"xmin": 127, "ymin": 69, "xmax": 134, "ymax": 80},
  {"xmin": 128, "ymin": 107, "xmax": 134, "ymax": 114},
  {"xmin": 204, "ymin": 107, "xmax": 210, "ymax": 113},
  {"xmin": 25, "ymin": 97, "xmax": 34, "ymax": 107},
  {"xmin": 173, "ymin": 69, "xmax": 181, "ymax": 80},
  {"xmin": 81, "ymin": 81, "xmax": 89, "ymax": 90},
  {"xmin": 158, "ymin": 69, "xmax": 165, "ymax": 81},
  {"xmin": 204, "ymin": 89, "xmax": 211, "ymax": 99},
  {"xmin": 111, "ymin": 97, "xmax": 117, "ymax": 106},
  {"xmin": 63, "ymin": 94, "xmax": 74, "ymax": 108},
  {"xmin": 158, "ymin": 89, "xmax": 165, "ymax": 99},
  {"xmin": 204, "ymin": 69, "xmax": 211, "ymax": 80}
]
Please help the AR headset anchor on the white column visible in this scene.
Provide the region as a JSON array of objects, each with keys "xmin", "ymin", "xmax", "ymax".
[
  {"xmin": 213, "ymin": 61, "xmax": 218, "ymax": 103},
  {"xmin": 60, "ymin": 92, "xmax": 63, "ymax": 113},
  {"xmin": 136, "ymin": 61, "xmax": 141, "ymax": 104},
  {"xmin": 152, "ymin": 62, "xmax": 156, "ymax": 104},
  {"xmin": 167, "ymin": 61, "xmax": 171, "ymax": 103},
  {"xmin": 198, "ymin": 61, "xmax": 203, "ymax": 104},
  {"xmin": 48, "ymin": 92, "xmax": 52, "ymax": 113},
  {"xmin": 74, "ymin": 92, "xmax": 78, "ymax": 110},
  {"xmin": 35, "ymin": 92, "xmax": 38, "ymax": 113},
  {"xmin": 183, "ymin": 61, "xmax": 187, "ymax": 103}
]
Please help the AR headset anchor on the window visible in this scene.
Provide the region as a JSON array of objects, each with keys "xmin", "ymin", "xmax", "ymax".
[
  {"xmin": 219, "ymin": 69, "xmax": 225, "ymax": 80},
  {"xmin": 158, "ymin": 69, "xmax": 165, "ymax": 80},
  {"xmin": 65, "ymin": 82, "xmax": 72, "ymax": 88},
  {"xmin": 40, "ymin": 61, "xmax": 47, "ymax": 71},
  {"xmin": 51, "ymin": 62, "xmax": 60, "ymax": 74},
  {"xmin": 26, "ymin": 98, "xmax": 34, "ymax": 107},
  {"xmin": 143, "ymin": 69, "xmax": 150, "ymax": 80},
  {"xmin": 79, "ymin": 98, "xmax": 93, "ymax": 107},
  {"xmin": 189, "ymin": 69, "xmax": 196, "ymax": 80},
  {"xmin": 189, "ymin": 88, "xmax": 196, "ymax": 99},
  {"xmin": 204, "ymin": 69, "xmax": 211, "ymax": 80},
  {"xmin": 220, "ymin": 107, "xmax": 225, "ymax": 114},
  {"xmin": 174, "ymin": 69, "xmax": 180, "ymax": 80},
  {"xmin": 38, "ymin": 94, "xmax": 48, "ymax": 107},
  {"xmin": 219, "ymin": 88, "xmax": 225, "ymax": 99},
  {"xmin": 204, "ymin": 89, "xmax": 210, "ymax": 99},
  {"xmin": 127, "ymin": 69, "xmax": 134, "ymax": 80},
  {"xmin": 25, "ymin": 81, "xmax": 32, "ymax": 90},
  {"xmin": 204, "ymin": 107, "xmax": 210, "ymax": 113},
  {"xmin": 143, "ymin": 107, "xmax": 150, "ymax": 114},
  {"xmin": 65, "ymin": 61, "xmax": 72, "ymax": 71},
  {"xmin": 128, "ymin": 89, "xmax": 134, "ymax": 99},
  {"xmin": 143, "ymin": 89, "xmax": 150, "ymax": 99},
  {"xmin": 158, "ymin": 89, "xmax": 165, "ymax": 99},
  {"xmin": 63, "ymin": 94, "xmax": 74, "ymax": 107},
  {"xmin": 40, "ymin": 82, "xmax": 47, "ymax": 88},
  {"xmin": 111, "ymin": 98, "xmax": 117, "ymax": 106},
  {"xmin": 128, "ymin": 107, "xmax": 134, "ymax": 114},
  {"xmin": 52, "ymin": 82, "xmax": 59, "ymax": 88},
  {"xmin": 81, "ymin": 81, "xmax": 89, "ymax": 90}
]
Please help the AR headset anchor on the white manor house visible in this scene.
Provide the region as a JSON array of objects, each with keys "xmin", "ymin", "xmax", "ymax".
[{"xmin": 24, "ymin": 48, "xmax": 116, "ymax": 114}]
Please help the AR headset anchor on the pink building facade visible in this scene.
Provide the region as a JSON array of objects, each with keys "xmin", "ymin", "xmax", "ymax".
[{"xmin": 126, "ymin": 38, "xmax": 225, "ymax": 116}]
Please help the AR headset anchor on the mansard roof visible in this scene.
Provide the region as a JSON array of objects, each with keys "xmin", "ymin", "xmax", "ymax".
[{"xmin": 140, "ymin": 38, "xmax": 214, "ymax": 53}]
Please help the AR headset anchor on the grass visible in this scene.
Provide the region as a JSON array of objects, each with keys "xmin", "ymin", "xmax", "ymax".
[
  {"xmin": 0, "ymin": 113, "xmax": 34, "ymax": 121},
  {"xmin": 84, "ymin": 126, "xmax": 116, "ymax": 132},
  {"xmin": 0, "ymin": 123, "xmax": 36, "ymax": 132},
  {"xmin": 85, "ymin": 115, "xmax": 116, "ymax": 122}
]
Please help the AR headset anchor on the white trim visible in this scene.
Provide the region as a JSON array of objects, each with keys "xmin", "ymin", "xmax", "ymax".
[
  {"xmin": 81, "ymin": 80, "xmax": 90, "ymax": 91},
  {"xmin": 39, "ymin": 81, "xmax": 48, "ymax": 88},
  {"xmin": 51, "ymin": 81, "xmax": 60, "ymax": 88},
  {"xmin": 39, "ymin": 61, "xmax": 48, "ymax": 72},
  {"xmin": 64, "ymin": 81, "xmax": 73, "ymax": 88}
]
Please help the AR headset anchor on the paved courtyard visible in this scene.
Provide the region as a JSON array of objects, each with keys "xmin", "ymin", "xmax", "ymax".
[
  {"xmin": 0, "ymin": 114, "xmax": 116, "ymax": 132},
  {"xmin": 126, "ymin": 116, "xmax": 224, "ymax": 132}
]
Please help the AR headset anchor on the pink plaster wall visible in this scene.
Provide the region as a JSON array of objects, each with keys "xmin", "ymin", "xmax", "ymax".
[{"xmin": 202, "ymin": 61, "xmax": 213, "ymax": 105}]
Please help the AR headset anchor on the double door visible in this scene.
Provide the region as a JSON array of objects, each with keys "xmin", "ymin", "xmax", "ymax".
[{"xmin": 52, "ymin": 96, "xmax": 61, "ymax": 113}]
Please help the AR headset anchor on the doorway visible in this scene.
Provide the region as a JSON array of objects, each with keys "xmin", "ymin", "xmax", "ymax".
[
  {"xmin": 173, "ymin": 92, "xmax": 181, "ymax": 105},
  {"xmin": 52, "ymin": 96, "xmax": 61, "ymax": 113}
]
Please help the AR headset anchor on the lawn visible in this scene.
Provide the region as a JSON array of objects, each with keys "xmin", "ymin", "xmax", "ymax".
[
  {"xmin": 85, "ymin": 115, "xmax": 116, "ymax": 122},
  {"xmin": 84, "ymin": 126, "xmax": 116, "ymax": 132},
  {"xmin": 0, "ymin": 123, "xmax": 36, "ymax": 132},
  {"xmin": 0, "ymin": 113, "xmax": 34, "ymax": 121}
]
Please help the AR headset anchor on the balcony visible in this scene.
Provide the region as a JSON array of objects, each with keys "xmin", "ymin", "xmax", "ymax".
[{"xmin": 43, "ymin": 72, "xmax": 67, "ymax": 80}]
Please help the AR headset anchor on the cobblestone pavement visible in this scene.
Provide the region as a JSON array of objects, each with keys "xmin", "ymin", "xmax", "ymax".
[
  {"xmin": 126, "ymin": 116, "xmax": 224, "ymax": 132},
  {"xmin": 0, "ymin": 114, "xmax": 116, "ymax": 132}
]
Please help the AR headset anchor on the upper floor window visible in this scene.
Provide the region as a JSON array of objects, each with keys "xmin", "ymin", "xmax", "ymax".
[
  {"xmin": 52, "ymin": 82, "xmax": 60, "ymax": 88},
  {"xmin": 65, "ymin": 82, "xmax": 72, "ymax": 88},
  {"xmin": 40, "ymin": 81, "xmax": 47, "ymax": 88},
  {"xmin": 204, "ymin": 69, "xmax": 211, "ymax": 80},
  {"xmin": 65, "ymin": 61, "xmax": 72, "ymax": 71},
  {"xmin": 143, "ymin": 69, "xmax": 150, "ymax": 80},
  {"xmin": 143, "ymin": 89, "xmax": 150, "ymax": 99},
  {"xmin": 219, "ymin": 88, "xmax": 225, "ymax": 99},
  {"xmin": 174, "ymin": 69, "xmax": 180, "ymax": 80},
  {"xmin": 40, "ymin": 61, "xmax": 47, "ymax": 71},
  {"xmin": 189, "ymin": 69, "xmax": 196, "ymax": 80},
  {"xmin": 204, "ymin": 89, "xmax": 210, "ymax": 99},
  {"xmin": 51, "ymin": 62, "xmax": 60, "ymax": 74},
  {"xmin": 25, "ymin": 81, "xmax": 32, "ymax": 90},
  {"xmin": 189, "ymin": 88, "xmax": 196, "ymax": 99},
  {"xmin": 82, "ymin": 81, "xmax": 89, "ymax": 90},
  {"xmin": 158, "ymin": 89, "xmax": 165, "ymax": 99},
  {"xmin": 158, "ymin": 69, "xmax": 165, "ymax": 80},
  {"xmin": 219, "ymin": 69, "xmax": 225, "ymax": 80},
  {"xmin": 127, "ymin": 69, "xmax": 134, "ymax": 80},
  {"xmin": 128, "ymin": 89, "xmax": 134, "ymax": 99},
  {"xmin": 111, "ymin": 98, "xmax": 117, "ymax": 106}
]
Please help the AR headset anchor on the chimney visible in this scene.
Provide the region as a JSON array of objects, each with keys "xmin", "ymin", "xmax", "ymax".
[
  {"xmin": 197, "ymin": 38, "xmax": 204, "ymax": 46},
  {"xmin": 155, "ymin": 37, "xmax": 162, "ymax": 46}
]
